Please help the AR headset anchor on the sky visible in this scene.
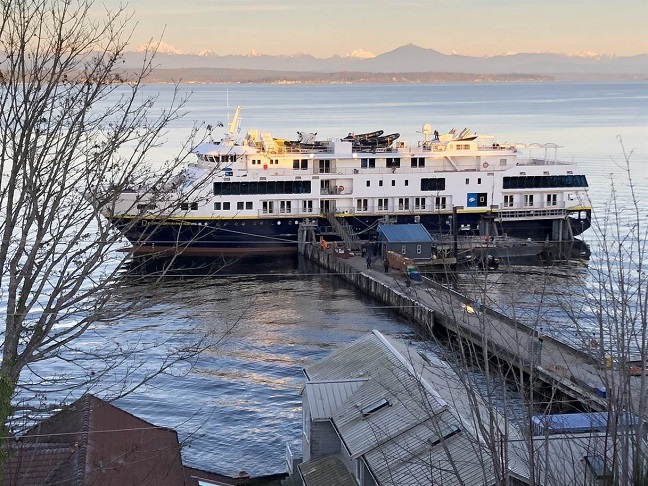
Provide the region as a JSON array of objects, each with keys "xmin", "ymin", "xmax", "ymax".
[{"xmin": 100, "ymin": 0, "xmax": 648, "ymax": 57}]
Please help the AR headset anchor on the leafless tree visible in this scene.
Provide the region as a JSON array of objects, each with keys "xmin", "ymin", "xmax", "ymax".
[
  {"xmin": 0, "ymin": 0, "xmax": 230, "ymax": 472},
  {"xmin": 398, "ymin": 142, "xmax": 648, "ymax": 485},
  {"xmin": 332, "ymin": 143, "xmax": 645, "ymax": 484}
]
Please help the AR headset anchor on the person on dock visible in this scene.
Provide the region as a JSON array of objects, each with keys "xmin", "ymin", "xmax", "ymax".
[
  {"xmin": 366, "ymin": 255, "xmax": 372, "ymax": 269},
  {"xmin": 383, "ymin": 258, "xmax": 389, "ymax": 273}
]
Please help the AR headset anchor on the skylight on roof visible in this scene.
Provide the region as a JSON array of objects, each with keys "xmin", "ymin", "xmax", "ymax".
[
  {"xmin": 361, "ymin": 397, "xmax": 390, "ymax": 416},
  {"xmin": 427, "ymin": 425, "xmax": 462, "ymax": 448}
]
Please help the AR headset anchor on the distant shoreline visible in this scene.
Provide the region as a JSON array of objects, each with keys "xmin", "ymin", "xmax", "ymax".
[{"xmin": 126, "ymin": 68, "xmax": 646, "ymax": 85}]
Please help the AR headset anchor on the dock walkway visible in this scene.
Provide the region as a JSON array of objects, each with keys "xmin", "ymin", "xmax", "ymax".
[{"xmin": 305, "ymin": 245, "xmax": 647, "ymax": 417}]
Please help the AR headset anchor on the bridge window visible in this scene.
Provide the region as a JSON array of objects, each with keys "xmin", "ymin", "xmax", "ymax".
[
  {"xmin": 411, "ymin": 157, "xmax": 425, "ymax": 168},
  {"xmin": 386, "ymin": 158, "xmax": 401, "ymax": 168},
  {"xmin": 421, "ymin": 178, "xmax": 446, "ymax": 191},
  {"xmin": 503, "ymin": 175, "xmax": 589, "ymax": 189},
  {"xmin": 213, "ymin": 181, "xmax": 311, "ymax": 195}
]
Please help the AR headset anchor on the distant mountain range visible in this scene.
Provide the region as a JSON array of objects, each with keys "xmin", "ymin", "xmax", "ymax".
[{"xmin": 123, "ymin": 44, "xmax": 647, "ymax": 82}]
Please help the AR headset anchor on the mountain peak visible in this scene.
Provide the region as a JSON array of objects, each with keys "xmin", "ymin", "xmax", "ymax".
[
  {"xmin": 343, "ymin": 49, "xmax": 375, "ymax": 59},
  {"xmin": 136, "ymin": 42, "xmax": 184, "ymax": 55}
]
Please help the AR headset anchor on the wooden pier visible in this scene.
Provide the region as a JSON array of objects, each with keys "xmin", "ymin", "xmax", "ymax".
[{"xmin": 303, "ymin": 243, "xmax": 645, "ymax": 416}]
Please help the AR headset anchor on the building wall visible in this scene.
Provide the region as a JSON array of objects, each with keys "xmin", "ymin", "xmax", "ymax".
[
  {"xmin": 301, "ymin": 393, "xmax": 312, "ymax": 462},
  {"xmin": 338, "ymin": 442, "xmax": 356, "ymax": 480},
  {"xmin": 308, "ymin": 421, "xmax": 341, "ymax": 461},
  {"xmin": 385, "ymin": 242, "xmax": 432, "ymax": 260},
  {"xmin": 361, "ymin": 460, "xmax": 378, "ymax": 486}
]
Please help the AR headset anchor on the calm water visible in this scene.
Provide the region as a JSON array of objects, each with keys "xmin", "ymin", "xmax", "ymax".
[{"xmin": 12, "ymin": 83, "xmax": 648, "ymax": 475}]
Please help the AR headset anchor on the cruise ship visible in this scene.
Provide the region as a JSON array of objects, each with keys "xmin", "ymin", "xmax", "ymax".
[{"xmin": 104, "ymin": 107, "xmax": 592, "ymax": 255}]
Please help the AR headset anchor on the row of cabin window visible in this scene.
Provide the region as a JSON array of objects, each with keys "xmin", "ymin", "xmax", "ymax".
[
  {"xmin": 503, "ymin": 193, "xmax": 561, "ymax": 207},
  {"xmin": 155, "ymin": 192, "xmax": 565, "ymax": 216},
  {"xmin": 193, "ymin": 193, "xmax": 561, "ymax": 213},
  {"xmin": 213, "ymin": 201, "xmax": 307, "ymax": 214},
  {"xmin": 360, "ymin": 158, "xmax": 429, "ymax": 169},
  {"xmin": 214, "ymin": 201, "xmax": 254, "ymax": 211},
  {"xmin": 356, "ymin": 197, "xmax": 448, "ymax": 212},
  {"xmin": 281, "ymin": 158, "xmax": 430, "ymax": 170},
  {"xmin": 363, "ymin": 178, "xmax": 480, "ymax": 190},
  {"xmin": 249, "ymin": 155, "xmax": 506, "ymax": 170},
  {"xmin": 210, "ymin": 197, "xmax": 450, "ymax": 213},
  {"xmin": 503, "ymin": 175, "xmax": 588, "ymax": 189}
]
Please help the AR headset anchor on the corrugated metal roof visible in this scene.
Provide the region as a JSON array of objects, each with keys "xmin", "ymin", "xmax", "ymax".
[
  {"xmin": 302, "ymin": 331, "xmax": 524, "ymax": 485},
  {"xmin": 304, "ymin": 332, "xmax": 405, "ymax": 382},
  {"xmin": 304, "ymin": 380, "xmax": 366, "ymax": 420},
  {"xmin": 378, "ymin": 224, "xmax": 433, "ymax": 243},
  {"xmin": 332, "ymin": 366, "xmax": 447, "ymax": 458},
  {"xmin": 365, "ymin": 420, "xmax": 498, "ymax": 486},
  {"xmin": 299, "ymin": 455, "xmax": 358, "ymax": 486}
]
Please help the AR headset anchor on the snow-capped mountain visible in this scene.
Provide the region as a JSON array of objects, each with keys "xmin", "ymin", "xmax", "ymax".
[{"xmin": 121, "ymin": 44, "xmax": 647, "ymax": 78}]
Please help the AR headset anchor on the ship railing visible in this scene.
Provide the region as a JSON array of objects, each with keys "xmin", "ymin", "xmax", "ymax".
[
  {"xmin": 257, "ymin": 208, "xmax": 322, "ymax": 217},
  {"xmin": 515, "ymin": 157, "xmax": 573, "ymax": 166},
  {"xmin": 257, "ymin": 206, "xmax": 359, "ymax": 218},
  {"xmin": 496, "ymin": 207, "xmax": 568, "ymax": 220},
  {"xmin": 500, "ymin": 201, "xmax": 567, "ymax": 210}
]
